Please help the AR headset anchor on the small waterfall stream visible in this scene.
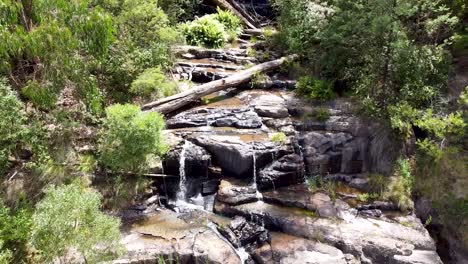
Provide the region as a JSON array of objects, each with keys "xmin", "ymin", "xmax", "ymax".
[
  {"xmin": 252, "ymin": 146, "xmax": 263, "ymax": 199},
  {"xmin": 177, "ymin": 140, "xmax": 190, "ymax": 201}
]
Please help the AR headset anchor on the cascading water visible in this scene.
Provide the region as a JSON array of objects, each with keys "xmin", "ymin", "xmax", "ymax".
[
  {"xmin": 177, "ymin": 140, "xmax": 190, "ymax": 201},
  {"xmin": 252, "ymin": 146, "xmax": 263, "ymax": 199}
]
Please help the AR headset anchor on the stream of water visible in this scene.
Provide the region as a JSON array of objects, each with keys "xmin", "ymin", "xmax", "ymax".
[{"xmin": 177, "ymin": 140, "xmax": 189, "ymax": 201}]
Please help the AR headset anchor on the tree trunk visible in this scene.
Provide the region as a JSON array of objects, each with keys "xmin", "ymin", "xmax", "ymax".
[
  {"xmin": 209, "ymin": 0, "xmax": 259, "ymax": 29},
  {"xmin": 142, "ymin": 55, "xmax": 298, "ymax": 114}
]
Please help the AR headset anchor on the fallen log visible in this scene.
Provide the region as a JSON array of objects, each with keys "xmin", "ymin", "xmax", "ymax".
[
  {"xmin": 226, "ymin": 0, "xmax": 260, "ymax": 28},
  {"xmin": 142, "ymin": 54, "xmax": 298, "ymax": 114},
  {"xmin": 210, "ymin": 0, "xmax": 258, "ymax": 29}
]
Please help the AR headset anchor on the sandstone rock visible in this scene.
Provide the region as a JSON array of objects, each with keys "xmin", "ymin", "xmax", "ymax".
[
  {"xmin": 215, "ymin": 200, "xmax": 441, "ymax": 264},
  {"xmin": 253, "ymin": 232, "xmax": 349, "ymax": 264}
]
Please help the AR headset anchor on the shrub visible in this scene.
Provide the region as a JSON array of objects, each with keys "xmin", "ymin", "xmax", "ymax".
[
  {"xmin": 313, "ymin": 107, "xmax": 330, "ymax": 122},
  {"xmin": 31, "ymin": 182, "xmax": 123, "ymax": 263},
  {"xmin": 384, "ymin": 158, "xmax": 414, "ymax": 210},
  {"xmin": 99, "ymin": 104, "xmax": 167, "ymax": 172},
  {"xmin": 21, "ymin": 81, "xmax": 57, "ymax": 110},
  {"xmin": 182, "ymin": 16, "xmax": 226, "ymax": 48},
  {"xmin": 182, "ymin": 8, "xmax": 243, "ymax": 48},
  {"xmin": 130, "ymin": 67, "xmax": 178, "ymax": 98},
  {"xmin": 0, "ymin": 80, "xmax": 27, "ymax": 174},
  {"xmin": 295, "ymin": 76, "xmax": 334, "ymax": 101},
  {"xmin": 212, "ymin": 7, "xmax": 242, "ymax": 35},
  {"xmin": 271, "ymin": 132, "xmax": 287, "ymax": 144}
]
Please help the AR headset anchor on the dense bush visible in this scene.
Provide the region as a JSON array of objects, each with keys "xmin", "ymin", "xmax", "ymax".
[
  {"xmin": 0, "ymin": 0, "xmax": 114, "ymax": 110},
  {"xmin": 212, "ymin": 7, "xmax": 242, "ymax": 35},
  {"xmin": 130, "ymin": 67, "xmax": 178, "ymax": 98},
  {"xmin": 32, "ymin": 182, "xmax": 122, "ymax": 263},
  {"xmin": 98, "ymin": 0, "xmax": 182, "ymax": 101},
  {"xmin": 182, "ymin": 8, "xmax": 243, "ymax": 48},
  {"xmin": 99, "ymin": 104, "xmax": 167, "ymax": 172},
  {"xmin": 295, "ymin": 76, "xmax": 334, "ymax": 101},
  {"xmin": 0, "ymin": 80, "xmax": 27, "ymax": 174},
  {"xmin": 159, "ymin": 0, "xmax": 202, "ymax": 24},
  {"xmin": 182, "ymin": 15, "xmax": 226, "ymax": 48}
]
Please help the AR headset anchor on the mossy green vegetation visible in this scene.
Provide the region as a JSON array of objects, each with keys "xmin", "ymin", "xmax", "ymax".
[
  {"xmin": 271, "ymin": 132, "xmax": 287, "ymax": 144},
  {"xmin": 295, "ymin": 76, "xmax": 334, "ymax": 101},
  {"xmin": 130, "ymin": 67, "xmax": 178, "ymax": 99}
]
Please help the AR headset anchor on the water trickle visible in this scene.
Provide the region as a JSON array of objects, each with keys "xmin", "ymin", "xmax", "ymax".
[
  {"xmin": 252, "ymin": 146, "xmax": 263, "ymax": 199},
  {"xmin": 177, "ymin": 140, "xmax": 190, "ymax": 201},
  {"xmin": 207, "ymin": 221, "xmax": 250, "ymax": 264}
]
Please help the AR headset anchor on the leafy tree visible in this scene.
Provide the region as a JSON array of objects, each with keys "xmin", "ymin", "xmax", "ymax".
[
  {"xmin": 0, "ymin": 0, "xmax": 114, "ymax": 110},
  {"xmin": 31, "ymin": 182, "xmax": 123, "ymax": 263},
  {"xmin": 99, "ymin": 104, "xmax": 167, "ymax": 172},
  {"xmin": 275, "ymin": 0, "xmax": 464, "ymax": 154},
  {"xmin": 98, "ymin": 0, "xmax": 182, "ymax": 101},
  {"xmin": 0, "ymin": 79, "xmax": 27, "ymax": 174}
]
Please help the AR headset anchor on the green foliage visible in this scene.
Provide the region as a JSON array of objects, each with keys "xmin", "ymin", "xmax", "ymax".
[
  {"xmin": 159, "ymin": 0, "xmax": 202, "ymax": 24},
  {"xmin": 295, "ymin": 76, "xmax": 334, "ymax": 101},
  {"xmin": 130, "ymin": 67, "xmax": 178, "ymax": 98},
  {"xmin": 275, "ymin": 0, "xmax": 460, "ymax": 135},
  {"xmin": 357, "ymin": 193, "xmax": 379, "ymax": 203},
  {"xmin": 313, "ymin": 108, "xmax": 330, "ymax": 122},
  {"xmin": 20, "ymin": 80, "xmax": 56, "ymax": 109},
  {"xmin": 100, "ymin": 0, "xmax": 182, "ymax": 101},
  {"xmin": 0, "ymin": 199, "xmax": 33, "ymax": 263},
  {"xmin": 0, "ymin": 80, "xmax": 27, "ymax": 174},
  {"xmin": 212, "ymin": 7, "xmax": 242, "ymax": 35},
  {"xmin": 182, "ymin": 15, "xmax": 226, "ymax": 48},
  {"xmin": 0, "ymin": 0, "xmax": 114, "ymax": 110},
  {"xmin": 99, "ymin": 104, "xmax": 167, "ymax": 172},
  {"xmin": 250, "ymin": 72, "xmax": 268, "ymax": 87},
  {"xmin": 368, "ymin": 173, "xmax": 388, "ymax": 196},
  {"xmin": 182, "ymin": 8, "xmax": 243, "ymax": 48},
  {"xmin": 31, "ymin": 182, "xmax": 123, "ymax": 263},
  {"xmin": 271, "ymin": 132, "xmax": 287, "ymax": 144},
  {"xmin": 385, "ymin": 158, "xmax": 414, "ymax": 210}
]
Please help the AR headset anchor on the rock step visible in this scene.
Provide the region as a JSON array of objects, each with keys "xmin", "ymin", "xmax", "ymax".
[
  {"xmin": 214, "ymin": 200, "xmax": 441, "ymax": 264},
  {"xmin": 175, "ymin": 46, "xmax": 258, "ymax": 64}
]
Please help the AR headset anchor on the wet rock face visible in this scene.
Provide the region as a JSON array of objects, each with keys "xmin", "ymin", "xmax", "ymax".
[
  {"xmin": 163, "ymin": 141, "xmax": 211, "ymax": 177},
  {"xmin": 257, "ymin": 154, "xmax": 305, "ymax": 190},
  {"xmin": 192, "ymin": 136, "xmax": 282, "ymax": 178}
]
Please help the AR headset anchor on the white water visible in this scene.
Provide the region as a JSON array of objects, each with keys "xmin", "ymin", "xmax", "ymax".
[
  {"xmin": 207, "ymin": 221, "xmax": 250, "ymax": 264},
  {"xmin": 252, "ymin": 146, "xmax": 263, "ymax": 199},
  {"xmin": 177, "ymin": 140, "xmax": 190, "ymax": 201}
]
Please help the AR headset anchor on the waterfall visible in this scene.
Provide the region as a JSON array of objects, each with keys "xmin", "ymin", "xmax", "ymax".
[
  {"xmin": 177, "ymin": 140, "xmax": 189, "ymax": 201},
  {"xmin": 252, "ymin": 146, "xmax": 263, "ymax": 199},
  {"xmin": 207, "ymin": 222, "xmax": 250, "ymax": 264}
]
